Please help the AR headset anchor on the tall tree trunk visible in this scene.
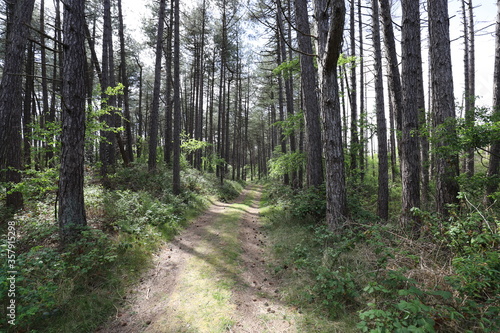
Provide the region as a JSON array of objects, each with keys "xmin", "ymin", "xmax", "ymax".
[
  {"xmin": 358, "ymin": 0, "xmax": 365, "ymax": 181},
  {"xmin": 372, "ymin": 0, "xmax": 389, "ymax": 220},
  {"xmin": 485, "ymin": 0, "xmax": 500, "ymax": 203},
  {"xmin": 40, "ymin": 0, "xmax": 50, "ymax": 168},
  {"xmin": 164, "ymin": 3, "xmax": 174, "ymax": 165},
  {"xmin": 400, "ymin": 0, "xmax": 422, "ymax": 235},
  {"xmin": 465, "ymin": 0, "xmax": 476, "ymax": 176},
  {"xmin": 294, "ymin": 0, "xmax": 323, "ymax": 187},
  {"xmin": 428, "ymin": 0, "xmax": 460, "ymax": 215},
  {"xmin": 100, "ymin": 0, "xmax": 117, "ymax": 178},
  {"xmin": 379, "ymin": 0, "xmax": 403, "ymax": 175},
  {"xmin": 173, "ymin": 0, "xmax": 182, "ymax": 194},
  {"xmin": 23, "ymin": 42, "xmax": 34, "ymax": 168},
  {"xmin": 313, "ymin": 0, "xmax": 347, "ymax": 231},
  {"xmin": 148, "ymin": 0, "xmax": 166, "ymax": 172},
  {"xmin": 118, "ymin": 0, "xmax": 134, "ymax": 164},
  {"xmin": 135, "ymin": 58, "xmax": 144, "ymax": 159},
  {"xmin": 276, "ymin": 30, "xmax": 289, "ymax": 185},
  {"xmin": 59, "ymin": 0, "xmax": 87, "ymax": 245},
  {"xmin": 349, "ymin": 1, "xmax": 359, "ymax": 174},
  {"xmin": 0, "ymin": 0, "xmax": 35, "ymax": 210}
]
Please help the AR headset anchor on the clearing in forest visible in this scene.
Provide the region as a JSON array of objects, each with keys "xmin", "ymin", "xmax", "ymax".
[{"xmin": 97, "ymin": 185, "xmax": 300, "ymax": 333}]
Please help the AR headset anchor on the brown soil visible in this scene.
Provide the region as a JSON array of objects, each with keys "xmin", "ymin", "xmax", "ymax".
[{"xmin": 96, "ymin": 185, "xmax": 300, "ymax": 333}]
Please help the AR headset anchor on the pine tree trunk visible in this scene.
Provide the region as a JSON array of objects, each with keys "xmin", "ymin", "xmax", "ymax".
[
  {"xmin": 100, "ymin": 0, "xmax": 117, "ymax": 178},
  {"xmin": 173, "ymin": 0, "xmax": 182, "ymax": 194},
  {"xmin": 294, "ymin": 0, "xmax": 323, "ymax": 187},
  {"xmin": 0, "ymin": 0, "xmax": 35, "ymax": 210},
  {"xmin": 358, "ymin": 0, "xmax": 366, "ymax": 181},
  {"xmin": 485, "ymin": 0, "xmax": 500, "ymax": 203},
  {"xmin": 401, "ymin": 0, "xmax": 422, "ymax": 235},
  {"xmin": 428, "ymin": 0, "xmax": 460, "ymax": 215},
  {"xmin": 372, "ymin": 0, "xmax": 389, "ymax": 220},
  {"xmin": 58, "ymin": 0, "xmax": 87, "ymax": 245},
  {"xmin": 118, "ymin": 0, "xmax": 134, "ymax": 164},
  {"xmin": 148, "ymin": 0, "xmax": 166, "ymax": 172},
  {"xmin": 349, "ymin": 1, "xmax": 359, "ymax": 174},
  {"xmin": 313, "ymin": 0, "xmax": 347, "ymax": 231}
]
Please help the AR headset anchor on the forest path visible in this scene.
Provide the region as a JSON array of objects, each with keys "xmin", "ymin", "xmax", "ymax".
[{"xmin": 97, "ymin": 185, "xmax": 300, "ymax": 333}]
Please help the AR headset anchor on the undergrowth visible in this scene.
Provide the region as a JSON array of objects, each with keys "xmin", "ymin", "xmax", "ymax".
[
  {"xmin": 261, "ymin": 182, "xmax": 499, "ymax": 333},
  {"xmin": 0, "ymin": 163, "xmax": 243, "ymax": 332}
]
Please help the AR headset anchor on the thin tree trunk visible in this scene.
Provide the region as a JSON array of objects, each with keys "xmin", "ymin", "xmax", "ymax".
[
  {"xmin": 372, "ymin": 0, "xmax": 389, "ymax": 220},
  {"xmin": 148, "ymin": 0, "xmax": 166, "ymax": 172},
  {"xmin": 349, "ymin": 1, "xmax": 359, "ymax": 174},
  {"xmin": 118, "ymin": 0, "xmax": 134, "ymax": 164},
  {"xmin": 164, "ymin": 3, "xmax": 174, "ymax": 165},
  {"xmin": 100, "ymin": 0, "xmax": 117, "ymax": 179},
  {"xmin": 358, "ymin": 0, "xmax": 365, "ymax": 181},
  {"xmin": 173, "ymin": 0, "xmax": 182, "ymax": 194}
]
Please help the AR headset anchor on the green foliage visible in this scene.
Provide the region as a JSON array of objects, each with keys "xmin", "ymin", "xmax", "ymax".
[
  {"xmin": 288, "ymin": 185, "xmax": 325, "ymax": 220},
  {"xmin": 272, "ymin": 110, "xmax": 304, "ymax": 137},
  {"xmin": 273, "ymin": 58, "xmax": 300, "ymax": 78},
  {"xmin": 357, "ymin": 272, "xmax": 439, "ymax": 333},
  {"xmin": 0, "ymin": 226, "xmax": 116, "ymax": 330},
  {"xmin": 263, "ymin": 183, "xmax": 500, "ymax": 332},
  {"xmin": 86, "ymin": 84, "xmax": 125, "ymax": 145},
  {"xmin": 103, "ymin": 189, "xmax": 183, "ymax": 236},
  {"xmin": 457, "ymin": 105, "xmax": 500, "ymax": 151},
  {"xmin": 0, "ymin": 162, "xmax": 237, "ymax": 332},
  {"xmin": 268, "ymin": 151, "xmax": 306, "ymax": 179},
  {"xmin": 28, "ymin": 121, "xmax": 62, "ymax": 164},
  {"xmin": 217, "ymin": 180, "xmax": 244, "ymax": 202},
  {"xmin": 180, "ymin": 133, "xmax": 212, "ymax": 154},
  {"xmin": 2, "ymin": 168, "xmax": 58, "ymax": 202}
]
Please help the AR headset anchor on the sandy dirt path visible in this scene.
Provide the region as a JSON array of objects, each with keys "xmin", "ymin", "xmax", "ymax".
[{"xmin": 97, "ymin": 185, "xmax": 300, "ymax": 333}]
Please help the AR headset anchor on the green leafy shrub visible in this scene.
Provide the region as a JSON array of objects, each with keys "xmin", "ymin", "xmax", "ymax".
[{"xmin": 217, "ymin": 180, "xmax": 244, "ymax": 202}]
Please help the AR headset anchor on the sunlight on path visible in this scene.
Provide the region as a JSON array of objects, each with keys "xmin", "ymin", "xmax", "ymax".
[{"xmin": 98, "ymin": 185, "xmax": 299, "ymax": 333}]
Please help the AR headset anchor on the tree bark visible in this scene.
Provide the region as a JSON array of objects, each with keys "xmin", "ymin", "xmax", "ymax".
[
  {"xmin": 59, "ymin": 0, "xmax": 87, "ymax": 244},
  {"xmin": 100, "ymin": 0, "xmax": 117, "ymax": 178},
  {"xmin": 349, "ymin": 1, "xmax": 359, "ymax": 174},
  {"xmin": 400, "ymin": 0, "xmax": 422, "ymax": 235},
  {"xmin": 313, "ymin": 0, "xmax": 347, "ymax": 231},
  {"xmin": 0, "ymin": 0, "xmax": 35, "ymax": 210},
  {"xmin": 173, "ymin": 0, "xmax": 182, "ymax": 194},
  {"xmin": 294, "ymin": 0, "xmax": 323, "ymax": 187},
  {"xmin": 148, "ymin": 0, "xmax": 166, "ymax": 172},
  {"xmin": 118, "ymin": 0, "xmax": 134, "ymax": 164},
  {"xmin": 428, "ymin": 0, "xmax": 460, "ymax": 215},
  {"xmin": 485, "ymin": 0, "xmax": 500, "ymax": 203},
  {"xmin": 372, "ymin": 0, "xmax": 389, "ymax": 220}
]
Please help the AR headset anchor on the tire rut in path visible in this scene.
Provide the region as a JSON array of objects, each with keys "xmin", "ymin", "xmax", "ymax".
[{"xmin": 97, "ymin": 185, "xmax": 299, "ymax": 333}]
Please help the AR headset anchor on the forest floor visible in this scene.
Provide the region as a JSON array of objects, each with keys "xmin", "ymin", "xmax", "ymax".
[{"xmin": 97, "ymin": 185, "xmax": 301, "ymax": 333}]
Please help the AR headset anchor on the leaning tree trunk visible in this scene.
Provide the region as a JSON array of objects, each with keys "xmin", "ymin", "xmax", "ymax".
[
  {"xmin": 0, "ymin": 0, "xmax": 36, "ymax": 211},
  {"xmin": 313, "ymin": 0, "xmax": 347, "ymax": 231},
  {"xmin": 428, "ymin": 0, "xmax": 460, "ymax": 215},
  {"xmin": 58, "ymin": 0, "xmax": 87, "ymax": 245}
]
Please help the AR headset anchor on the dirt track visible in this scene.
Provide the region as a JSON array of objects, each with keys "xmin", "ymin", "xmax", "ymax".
[{"xmin": 97, "ymin": 185, "xmax": 300, "ymax": 333}]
